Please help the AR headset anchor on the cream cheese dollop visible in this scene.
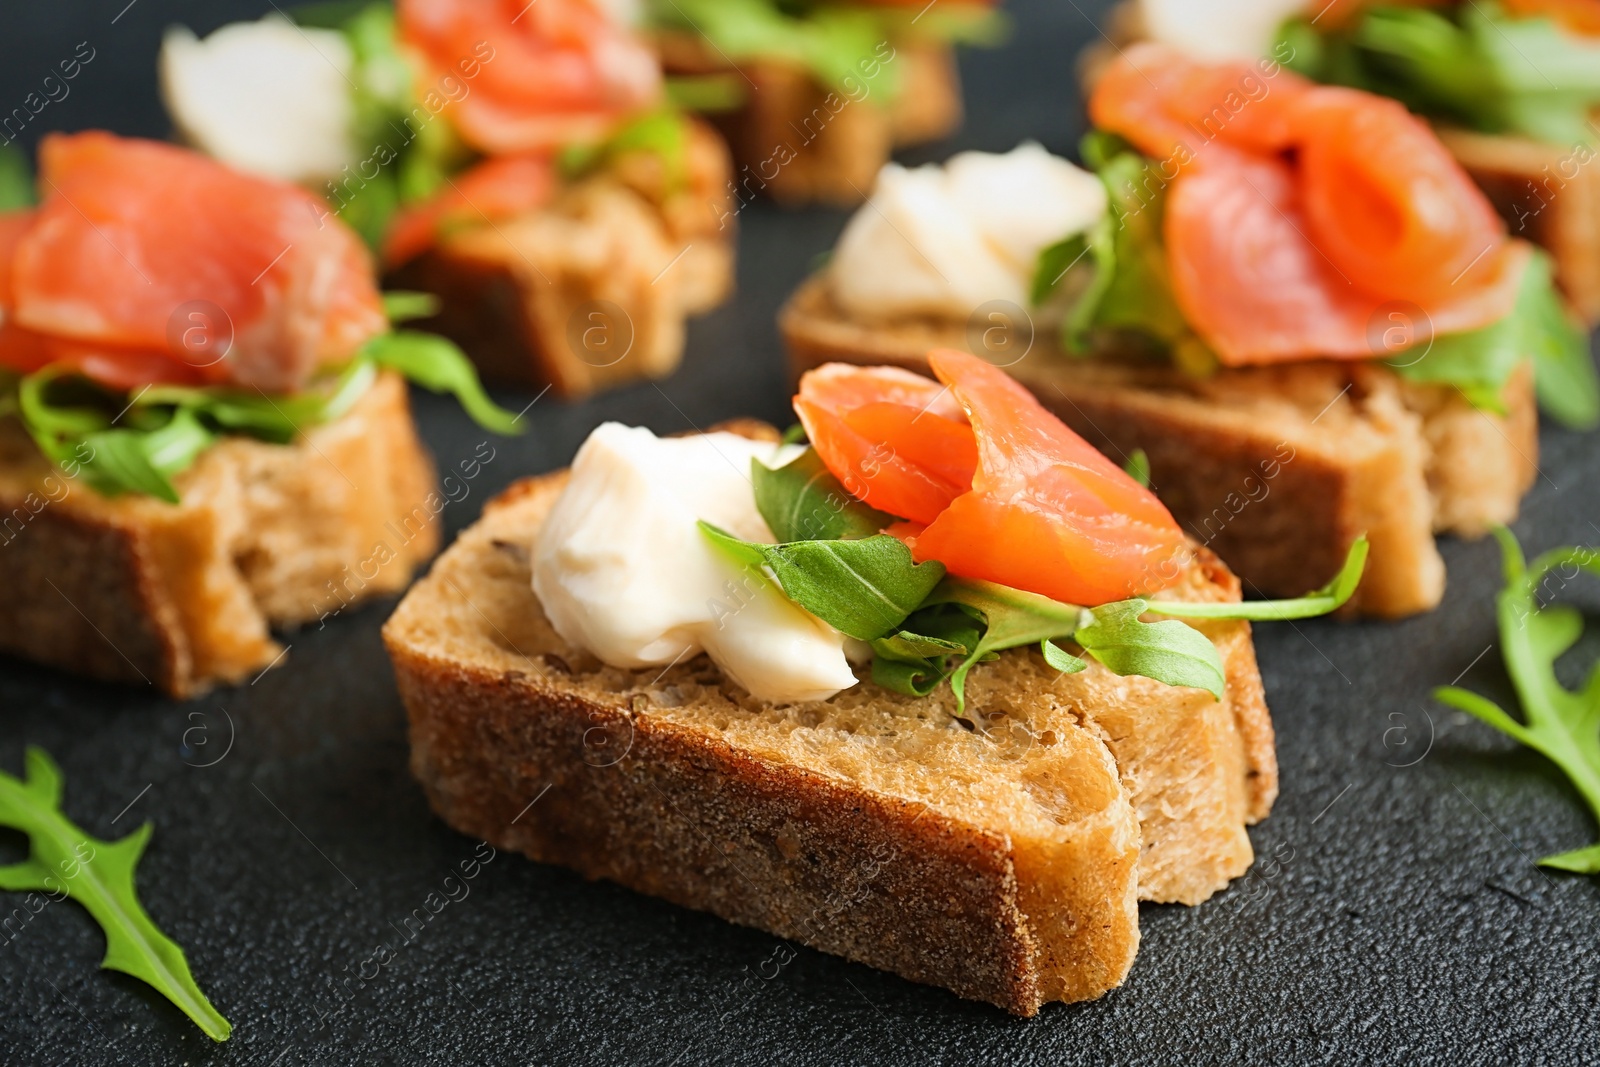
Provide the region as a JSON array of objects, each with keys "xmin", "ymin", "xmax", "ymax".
[
  {"xmin": 829, "ymin": 142, "xmax": 1107, "ymax": 323},
  {"xmin": 532, "ymin": 424, "xmax": 859, "ymax": 704},
  {"xmin": 1137, "ymin": 0, "xmax": 1309, "ymax": 61},
  {"xmin": 161, "ymin": 17, "xmax": 358, "ymax": 185}
]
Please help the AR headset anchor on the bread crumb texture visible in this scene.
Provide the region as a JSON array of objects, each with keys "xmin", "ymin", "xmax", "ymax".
[
  {"xmin": 0, "ymin": 371, "xmax": 439, "ymax": 696},
  {"xmin": 386, "ymin": 466, "xmax": 1278, "ymax": 1015}
]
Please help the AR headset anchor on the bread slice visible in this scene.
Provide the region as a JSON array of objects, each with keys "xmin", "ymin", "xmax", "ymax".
[
  {"xmin": 383, "ymin": 424, "xmax": 1277, "ymax": 1015},
  {"xmin": 655, "ymin": 33, "xmax": 962, "ymax": 206},
  {"xmin": 1077, "ymin": 5, "xmax": 1600, "ymax": 325},
  {"xmin": 389, "ymin": 121, "xmax": 736, "ymax": 398},
  {"xmin": 0, "ymin": 370, "xmax": 439, "ymax": 697},
  {"xmin": 781, "ymin": 274, "xmax": 1539, "ymax": 618}
]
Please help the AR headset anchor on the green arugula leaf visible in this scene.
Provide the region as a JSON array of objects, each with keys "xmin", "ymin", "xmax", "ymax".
[
  {"xmin": 699, "ymin": 522, "xmax": 945, "ymax": 640},
  {"xmin": 560, "ymin": 108, "xmax": 690, "ymax": 186},
  {"xmin": 870, "ymin": 603, "xmax": 987, "ymax": 697},
  {"xmin": 382, "ymin": 290, "xmax": 442, "ymax": 324},
  {"xmin": 1145, "ymin": 535, "xmax": 1370, "ymax": 621},
  {"xmin": 664, "ymin": 73, "xmax": 748, "ymax": 112},
  {"xmin": 362, "ymin": 330, "xmax": 526, "ymax": 435},
  {"xmin": 0, "ymin": 748, "xmax": 231, "ymax": 1040},
  {"xmin": 1122, "ymin": 448, "xmax": 1151, "ymax": 488},
  {"xmin": 921, "ymin": 578, "xmax": 1086, "ymax": 707},
  {"xmin": 1279, "ymin": 3, "xmax": 1600, "ymax": 145},
  {"xmin": 1074, "ymin": 598, "xmax": 1227, "ymax": 699},
  {"xmin": 1040, "ymin": 638, "xmax": 1089, "ymax": 674},
  {"xmin": 1386, "ymin": 251, "xmax": 1598, "ymax": 428},
  {"xmin": 1434, "ymin": 528, "xmax": 1600, "ymax": 873},
  {"xmin": 752, "ymin": 447, "xmax": 892, "ymax": 542},
  {"xmin": 1056, "ymin": 137, "xmax": 1208, "ymax": 364},
  {"xmin": 1030, "ymin": 233, "xmax": 1088, "ymax": 307},
  {"xmin": 647, "ymin": 0, "xmax": 902, "ymax": 99},
  {"xmin": 0, "ymin": 143, "xmax": 35, "ymax": 211}
]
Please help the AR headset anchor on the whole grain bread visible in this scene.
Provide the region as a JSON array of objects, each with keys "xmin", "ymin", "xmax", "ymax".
[
  {"xmin": 780, "ymin": 273, "xmax": 1539, "ymax": 619},
  {"xmin": 383, "ymin": 426, "xmax": 1277, "ymax": 1015},
  {"xmin": 389, "ymin": 120, "xmax": 735, "ymax": 398},
  {"xmin": 0, "ymin": 371, "xmax": 440, "ymax": 697},
  {"xmin": 654, "ymin": 33, "xmax": 962, "ymax": 206}
]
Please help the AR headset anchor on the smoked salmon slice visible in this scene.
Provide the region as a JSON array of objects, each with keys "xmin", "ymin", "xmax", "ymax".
[
  {"xmin": 797, "ymin": 353, "xmax": 1187, "ymax": 606},
  {"xmin": 1090, "ymin": 45, "xmax": 1524, "ymax": 366},
  {"xmin": 0, "ymin": 132, "xmax": 386, "ymax": 393},
  {"xmin": 397, "ymin": 0, "xmax": 661, "ymax": 157},
  {"xmin": 384, "ymin": 154, "xmax": 557, "ymax": 266}
]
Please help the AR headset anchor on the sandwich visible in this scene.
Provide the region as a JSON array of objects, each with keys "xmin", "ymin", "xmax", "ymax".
[
  {"xmin": 384, "ymin": 349, "xmax": 1366, "ymax": 1014},
  {"xmin": 160, "ymin": 0, "xmax": 736, "ymax": 398},
  {"xmin": 641, "ymin": 0, "xmax": 1006, "ymax": 205},
  {"xmin": 1083, "ymin": 0, "xmax": 1600, "ymax": 323},
  {"xmin": 782, "ymin": 45, "xmax": 1599, "ymax": 618},
  {"xmin": 0, "ymin": 132, "xmax": 519, "ymax": 697}
]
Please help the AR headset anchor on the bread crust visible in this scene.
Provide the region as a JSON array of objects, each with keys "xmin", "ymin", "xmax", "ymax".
[
  {"xmin": 780, "ymin": 273, "xmax": 1538, "ymax": 618},
  {"xmin": 389, "ymin": 120, "xmax": 736, "ymax": 398},
  {"xmin": 655, "ymin": 33, "xmax": 962, "ymax": 206},
  {"xmin": 384, "ymin": 439, "xmax": 1277, "ymax": 1014},
  {"xmin": 0, "ymin": 371, "xmax": 440, "ymax": 697}
]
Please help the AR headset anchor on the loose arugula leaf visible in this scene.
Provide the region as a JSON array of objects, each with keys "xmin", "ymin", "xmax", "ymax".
[
  {"xmin": 1030, "ymin": 233, "xmax": 1089, "ymax": 307},
  {"xmin": 699, "ymin": 522, "xmax": 945, "ymax": 640},
  {"xmin": 1040, "ymin": 638, "xmax": 1088, "ymax": 674},
  {"xmin": 1074, "ymin": 598, "xmax": 1227, "ymax": 699},
  {"xmin": 920, "ymin": 578, "xmax": 1085, "ymax": 707},
  {"xmin": 1386, "ymin": 251, "xmax": 1598, "ymax": 428},
  {"xmin": 0, "ymin": 747, "xmax": 231, "ymax": 1040},
  {"xmin": 870, "ymin": 603, "xmax": 987, "ymax": 697},
  {"xmin": 382, "ymin": 290, "xmax": 442, "ymax": 324},
  {"xmin": 1434, "ymin": 529, "xmax": 1600, "ymax": 873},
  {"xmin": 0, "ymin": 143, "xmax": 35, "ymax": 211},
  {"xmin": 752, "ymin": 448, "xmax": 893, "ymax": 542},
  {"xmin": 1145, "ymin": 536, "xmax": 1370, "ymax": 621},
  {"xmin": 1122, "ymin": 448, "xmax": 1151, "ymax": 488},
  {"xmin": 362, "ymin": 330, "xmax": 526, "ymax": 435}
]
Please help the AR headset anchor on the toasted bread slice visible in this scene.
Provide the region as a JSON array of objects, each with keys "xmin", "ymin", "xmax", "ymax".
[
  {"xmin": 1077, "ymin": 5, "xmax": 1600, "ymax": 325},
  {"xmin": 383, "ymin": 426, "xmax": 1276, "ymax": 1015},
  {"xmin": 390, "ymin": 121, "xmax": 735, "ymax": 398},
  {"xmin": 0, "ymin": 371, "xmax": 440, "ymax": 697},
  {"xmin": 655, "ymin": 33, "xmax": 962, "ymax": 206},
  {"xmin": 780, "ymin": 274, "xmax": 1539, "ymax": 618}
]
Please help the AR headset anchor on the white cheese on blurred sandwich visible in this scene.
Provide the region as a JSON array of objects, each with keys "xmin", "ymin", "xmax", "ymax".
[
  {"xmin": 532, "ymin": 423, "xmax": 859, "ymax": 705},
  {"xmin": 161, "ymin": 17, "xmax": 358, "ymax": 185},
  {"xmin": 1137, "ymin": 0, "xmax": 1309, "ymax": 61},
  {"xmin": 830, "ymin": 143, "xmax": 1106, "ymax": 323}
]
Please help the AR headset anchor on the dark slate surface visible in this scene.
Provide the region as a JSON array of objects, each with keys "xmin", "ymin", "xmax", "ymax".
[{"xmin": 1, "ymin": 2, "xmax": 1597, "ymax": 1064}]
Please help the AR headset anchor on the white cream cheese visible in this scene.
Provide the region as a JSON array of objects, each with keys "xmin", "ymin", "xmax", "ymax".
[
  {"xmin": 532, "ymin": 424, "xmax": 860, "ymax": 705},
  {"xmin": 161, "ymin": 17, "xmax": 359, "ymax": 185},
  {"xmin": 1137, "ymin": 0, "xmax": 1309, "ymax": 61},
  {"xmin": 829, "ymin": 142, "xmax": 1107, "ymax": 323}
]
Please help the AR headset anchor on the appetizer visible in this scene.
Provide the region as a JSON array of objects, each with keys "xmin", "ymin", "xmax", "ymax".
[
  {"xmin": 161, "ymin": 0, "xmax": 735, "ymax": 398},
  {"xmin": 0, "ymin": 133, "xmax": 518, "ymax": 697},
  {"xmin": 1087, "ymin": 0, "xmax": 1600, "ymax": 322},
  {"xmin": 783, "ymin": 47, "xmax": 1599, "ymax": 617},
  {"xmin": 643, "ymin": 0, "xmax": 1005, "ymax": 205},
  {"xmin": 384, "ymin": 350, "xmax": 1365, "ymax": 1013}
]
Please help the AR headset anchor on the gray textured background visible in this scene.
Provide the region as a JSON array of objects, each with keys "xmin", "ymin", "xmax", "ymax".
[{"xmin": 1, "ymin": 1, "xmax": 1597, "ymax": 1063}]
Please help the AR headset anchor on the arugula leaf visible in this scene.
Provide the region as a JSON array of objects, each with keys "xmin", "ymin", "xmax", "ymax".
[
  {"xmin": 1075, "ymin": 598, "xmax": 1227, "ymax": 698},
  {"xmin": 870, "ymin": 603, "xmax": 988, "ymax": 697},
  {"xmin": 751, "ymin": 448, "xmax": 892, "ymax": 542},
  {"xmin": 0, "ymin": 748, "xmax": 231, "ymax": 1040},
  {"xmin": 0, "ymin": 143, "xmax": 35, "ymax": 211},
  {"xmin": 382, "ymin": 290, "xmax": 442, "ymax": 324},
  {"xmin": 664, "ymin": 73, "xmax": 748, "ymax": 112},
  {"xmin": 1045, "ymin": 136, "xmax": 1206, "ymax": 362},
  {"xmin": 1386, "ymin": 251, "xmax": 1598, "ymax": 428},
  {"xmin": 1434, "ymin": 529, "xmax": 1600, "ymax": 873},
  {"xmin": 362, "ymin": 330, "xmax": 526, "ymax": 435},
  {"xmin": 699, "ymin": 522, "xmax": 945, "ymax": 640},
  {"xmin": 1122, "ymin": 448, "xmax": 1151, "ymax": 488},
  {"xmin": 1040, "ymin": 638, "xmax": 1089, "ymax": 674},
  {"xmin": 560, "ymin": 108, "xmax": 690, "ymax": 187},
  {"xmin": 1146, "ymin": 536, "xmax": 1370, "ymax": 621},
  {"xmin": 1279, "ymin": 3, "xmax": 1600, "ymax": 145},
  {"xmin": 920, "ymin": 579, "xmax": 1085, "ymax": 706},
  {"xmin": 647, "ymin": 0, "xmax": 902, "ymax": 99}
]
